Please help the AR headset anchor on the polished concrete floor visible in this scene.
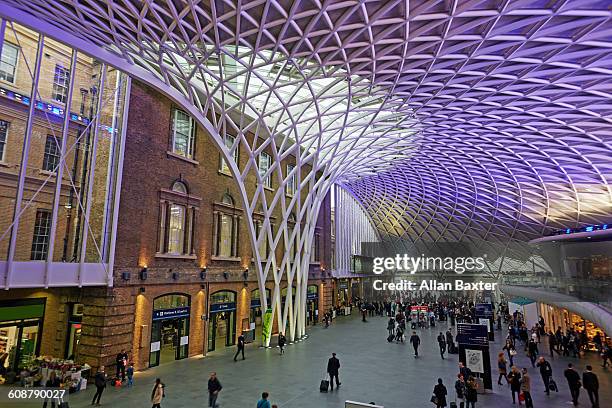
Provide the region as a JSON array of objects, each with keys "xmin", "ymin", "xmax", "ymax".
[{"xmin": 69, "ymin": 314, "xmax": 610, "ymax": 407}]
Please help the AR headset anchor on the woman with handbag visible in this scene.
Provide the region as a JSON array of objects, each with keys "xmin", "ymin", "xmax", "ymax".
[
  {"xmin": 151, "ymin": 378, "xmax": 164, "ymax": 408},
  {"xmin": 519, "ymin": 368, "xmax": 534, "ymax": 408},
  {"xmin": 432, "ymin": 378, "xmax": 447, "ymax": 407},
  {"xmin": 503, "ymin": 339, "xmax": 517, "ymax": 367},
  {"xmin": 497, "ymin": 352, "xmax": 509, "ymax": 385}
]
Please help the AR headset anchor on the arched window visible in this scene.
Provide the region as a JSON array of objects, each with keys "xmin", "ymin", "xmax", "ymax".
[
  {"xmin": 213, "ymin": 194, "xmax": 239, "ymax": 258},
  {"xmin": 157, "ymin": 180, "xmax": 197, "ymax": 257},
  {"xmin": 172, "ymin": 181, "xmax": 188, "ymax": 194}
]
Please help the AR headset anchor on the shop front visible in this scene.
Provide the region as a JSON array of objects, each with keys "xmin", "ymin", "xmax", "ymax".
[
  {"xmin": 539, "ymin": 303, "xmax": 609, "ymax": 350},
  {"xmin": 0, "ymin": 299, "xmax": 45, "ymax": 374},
  {"xmin": 250, "ymin": 288, "xmax": 271, "ymax": 344},
  {"xmin": 307, "ymin": 285, "xmax": 319, "ymax": 325},
  {"xmin": 337, "ymin": 280, "xmax": 349, "ymax": 305},
  {"xmin": 149, "ymin": 294, "xmax": 190, "ymax": 367},
  {"xmin": 208, "ymin": 291, "xmax": 237, "ymax": 352}
]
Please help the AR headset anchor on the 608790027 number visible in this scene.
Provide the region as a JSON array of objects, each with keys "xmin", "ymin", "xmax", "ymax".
[{"xmin": 7, "ymin": 388, "xmax": 66, "ymax": 400}]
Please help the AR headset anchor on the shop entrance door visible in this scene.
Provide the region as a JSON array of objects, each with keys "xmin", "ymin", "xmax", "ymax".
[
  {"xmin": 149, "ymin": 317, "xmax": 189, "ymax": 367},
  {"xmin": 0, "ymin": 320, "xmax": 41, "ymax": 373},
  {"xmin": 208, "ymin": 311, "xmax": 236, "ymax": 352}
]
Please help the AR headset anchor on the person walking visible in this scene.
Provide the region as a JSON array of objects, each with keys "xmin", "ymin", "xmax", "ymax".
[
  {"xmin": 503, "ymin": 339, "xmax": 517, "ymax": 367},
  {"xmin": 508, "ymin": 366, "xmax": 522, "ymax": 405},
  {"xmin": 548, "ymin": 331, "xmax": 559, "ymax": 358},
  {"xmin": 387, "ymin": 318, "xmax": 395, "ymax": 336},
  {"xmin": 410, "ymin": 331, "xmax": 421, "ymax": 357},
  {"xmin": 497, "ymin": 352, "xmax": 509, "ymax": 385},
  {"xmin": 454, "ymin": 374, "xmax": 466, "ymax": 408},
  {"xmin": 536, "ymin": 356, "xmax": 552, "ymax": 395},
  {"xmin": 257, "ymin": 392, "xmax": 271, "ymax": 408},
  {"xmin": 234, "ymin": 334, "xmax": 245, "ymax": 361},
  {"xmin": 115, "ymin": 349, "xmax": 128, "ymax": 381},
  {"xmin": 42, "ymin": 371, "xmax": 61, "ymax": 408},
  {"xmin": 582, "ymin": 365, "xmax": 599, "ymax": 408},
  {"xmin": 278, "ymin": 333, "xmax": 286, "ymax": 355},
  {"xmin": 520, "ymin": 368, "xmax": 534, "ymax": 408},
  {"xmin": 602, "ymin": 344, "xmax": 611, "ymax": 368},
  {"xmin": 150, "ymin": 378, "xmax": 164, "ymax": 408},
  {"xmin": 433, "ymin": 378, "xmax": 447, "ymax": 408},
  {"xmin": 327, "ymin": 352, "xmax": 341, "ymax": 390},
  {"xmin": 527, "ymin": 339, "xmax": 539, "ymax": 368},
  {"xmin": 207, "ymin": 372, "xmax": 222, "ymax": 408},
  {"xmin": 465, "ymin": 375, "xmax": 478, "ymax": 408},
  {"xmin": 126, "ymin": 362, "xmax": 134, "ymax": 388},
  {"xmin": 91, "ymin": 365, "xmax": 107, "ymax": 406},
  {"xmin": 564, "ymin": 363, "xmax": 581, "ymax": 406},
  {"xmin": 437, "ymin": 332, "xmax": 447, "ymax": 359}
]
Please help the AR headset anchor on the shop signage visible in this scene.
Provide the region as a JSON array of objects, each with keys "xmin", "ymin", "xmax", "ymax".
[
  {"xmin": 152, "ymin": 306, "xmax": 190, "ymax": 321},
  {"xmin": 179, "ymin": 336, "xmax": 189, "ymax": 346},
  {"xmin": 150, "ymin": 341, "xmax": 160, "ymax": 352},
  {"xmin": 456, "ymin": 323, "xmax": 489, "ymax": 346},
  {"xmin": 210, "ymin": 302, "xmax": 236, "ymax": 312},
  {"xmin": 0, "ymin": 86, "xmax": 90, "ymax": 124},
  {"xmin": 307, "ymin": 293, "xmax": 318, "ymax": 300},
  {"xmin": 339, "ymin": 282, "xmax": 348, "ymax": 289}
]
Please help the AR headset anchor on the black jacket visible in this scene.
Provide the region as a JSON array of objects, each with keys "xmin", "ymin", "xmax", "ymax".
[
  {"xmin": 433, "ymin": 384, "xmax": 447, "ymax": 404},
  {"xmin": 94, "ymin": 371, "xmax": 106, "ymax": 388},
  {"xmin": 582, "ymin": 371, "xmax": 598, "ymax": 390},
  {"xmin": 327, "ymin": 357, "xmax": 340, "ymax": 374},
  {"xmin": 409, "ymin": 335, "xmax": 420, "ymax": 347},
  {"xmin": 564, "ymin": 368, "xmax": 581, "ymax": 388},
  {"xmin": 208, "ymin": 377, "xmax": 222, "ymax": 394},
  {"xmin": 536, "ymin": 360, "xmax": 552, "ymax": 377}
]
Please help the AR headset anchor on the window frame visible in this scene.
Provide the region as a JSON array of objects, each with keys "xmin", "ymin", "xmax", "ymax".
[
  {"xmin": 171, "ymin": 108, "xmax": 196, "ymax": 159},
  {"xmin": 286, "ymin": 163, "xmax": 296, "ymax": 196},
  {"xmin": 157, "ymin": 180, "xmax": 198, "ymax": 258},
  {"xmin": 31, "ymin": 209, "xmax": 52, "ymax": 260},
  {"xmin": 167, "ymin": 203, "xmax": 186, "ymax": 255},
  {"xmin": 42, "ymin": 135, "xmax": 61, "ymax": 172},
  {"xmin": 258, "ymin": 151, "xmax": 272, "ymax": 188},
  {"xmin": 52, "ymin": 64, "xmax": 70, "ymax": 104},
  {"xmin": 213, "ymin": 193, "xmax": 240, "ymax": 259},
  {"xmin": 219, "ymin": 134, "xmax": 238, "ymax": 174},
  {"xmin": 0, "ymin": 120, "xmax": 8, "ymax": 163},
  {"xmin": 0, "ymin": 42, "xmax": 19, "ymax": 84}
]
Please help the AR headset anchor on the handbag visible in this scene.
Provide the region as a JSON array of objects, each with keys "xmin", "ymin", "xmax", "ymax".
[
  {"xmin": 518, "ymin": 392, "xmax": 525, "ymax": 402},
  {"xmin": 510, "ymin": 349, "xmax": 518, "ymax": 356},
  {"xmin": 430, "ymin": 395, "xmax": 439, "ymax": 404}
]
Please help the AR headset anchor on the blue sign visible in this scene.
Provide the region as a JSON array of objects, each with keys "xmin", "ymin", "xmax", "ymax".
[
  {"xmin": 210, "ymin": 302, "xmax": 236, "ymax": 312},
  {"xmin": 307, "ymin": 293, "xmax": 318, "ymax": 300},
  {"xmin": 152, "ymin": 306, "xmax": 190, "ymax": 321},
  {"xmin": 475, "ymin": 303, "xmax": 493, "ymax": 318},
  {"xmin": 457, "ymin": 323, "xmax": 489, "ymax": 347}
]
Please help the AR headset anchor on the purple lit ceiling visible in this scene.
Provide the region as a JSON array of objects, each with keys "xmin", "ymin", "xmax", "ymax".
[{"xmin": 3, "ymin": 0, "xmax": 611, "ymax": 243}]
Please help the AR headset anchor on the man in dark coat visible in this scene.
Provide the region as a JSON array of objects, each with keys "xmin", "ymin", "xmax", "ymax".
[
  {"xmin": 437, "ymin": 332, "xmax": 446, "ymax": 359},
  {"xmin": 234, "ymin": 334, "xmax": 245, "ymax": 361},
  {"xmin": 91, "ymin": 366, "xmax": 107, "ymax": 406},
  {"xmin": 564, "ymin": 363, "xmax": 581, "ymax": 406},
  {"xmin": 207, "ymin": 372, "xmax": 222, "ymax": 408},
  {"xmin": 115, "ymin": 349, "xmax": 128, "ymax": 381},
  {"xmin": 326, "ymin": 353, "xmax": 341, "ymax": 390},
  {"xmin": 409, "ymin": 331, "xmax": 420, "ymax": 357},
  {"xmin": 536, "ymin": 356, "xmax": 553, "ymax": 395},
  {"xmin": 582, "ymin": 365, "xmax": 599, "ymax": 408}
]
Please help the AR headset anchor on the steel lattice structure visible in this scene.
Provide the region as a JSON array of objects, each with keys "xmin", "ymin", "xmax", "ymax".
[{"xmin": 1, "ymin": 0, "xmax": 612, "ymax": 342}]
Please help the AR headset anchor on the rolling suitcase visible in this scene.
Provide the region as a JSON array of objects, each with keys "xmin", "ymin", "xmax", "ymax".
[
  {"xmin": 387, "ymin": 334, "xmax": 394, "ymax": 342},
  {"xmin": 319, "ymin": 377, "xmax": 329, "ymax": 392},
  {"xmin": 549, "ymin": 379, "xmax": 558, "ymax": 392}
]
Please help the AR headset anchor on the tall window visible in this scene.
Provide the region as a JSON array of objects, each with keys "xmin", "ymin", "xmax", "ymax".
[
  {"xmin": 31, "ymin": 209, "xmax": 51, "ymax": 260},
  {"xmin": 172, "ymin": 109, "xmax": 195, "ymax": 159},
  {"xmin": 0, "ymin": 120, "xmax": 8, "ymax": 162},
  {"xmin": 158, "ymin": 181, "xmax": 196, "ymax": 256},
  {"xmin": 52, "ymin": 65, "xmax": 70, "ymax": 103},
  {"xmin": 213, "ymin": 194, "xmax": 239, "ymax": 258},
  {"xmin": 220, "ymin": 134, "xmax": 238, "ymax": 174},
  {"xmin": 286, "ymin": 164, "xmax": 296, "ymax": 196},
  {"xmin": 0, "ymin": 43, "xmax": 19, "ymax": 83},
  {"xmin": 258, "ymin": 152, "xmax": 272, "ymax": 188},
  {"xmin": 42, "ymin": 135, "xmax": 61, "ymax": 172}
]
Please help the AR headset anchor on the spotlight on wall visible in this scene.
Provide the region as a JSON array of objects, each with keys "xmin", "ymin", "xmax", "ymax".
[
  {"xmin": 223, "ymin": 271, "xmax": 229, "ymax": 280},
  {"xmin": 139, "ymin": 287, "xmax": 146, "ymax": 293},
  {"xmin": 200, "ymin": 268, "xmax": 207, "ymax": 280},
  {"xmin": 121, "ymin": 272, "xmax": 131, "ymax": 281},
  {"xmin": 139, "ymin": 267, "xmax": 148, "ymax": 281}
]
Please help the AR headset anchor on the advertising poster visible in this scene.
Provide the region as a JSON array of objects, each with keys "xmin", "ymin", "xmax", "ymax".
[
  {"xmin": 262, "ymin": 308, "xmax": 273, "ymax": 345},
  {"xmin": 466, "ymin": 349, "xmax": 484, "ymax": 373}
]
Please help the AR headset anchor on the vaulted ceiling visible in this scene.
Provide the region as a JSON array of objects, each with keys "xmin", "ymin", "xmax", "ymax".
[{"xmin": 3, "ymin": 0, "xmax": 612, "ymax": 243}]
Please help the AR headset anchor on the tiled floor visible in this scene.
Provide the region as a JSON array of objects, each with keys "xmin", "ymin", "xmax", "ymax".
[{"xmin": 68, "ymin": 314, "xmax": 610, "ymax": 407}]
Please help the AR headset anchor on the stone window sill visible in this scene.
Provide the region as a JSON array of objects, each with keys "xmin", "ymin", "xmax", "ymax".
[
  {"xmin": 155, "ymin": 253, "xmax": 197, "ymax": 260},
  {"xmin": 211, "ymin": 256, "xmax": 241, "ymax": 262},
  {"xmin": 166, "ymin": 151, "xmax": 199, "ymax": 165}
]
